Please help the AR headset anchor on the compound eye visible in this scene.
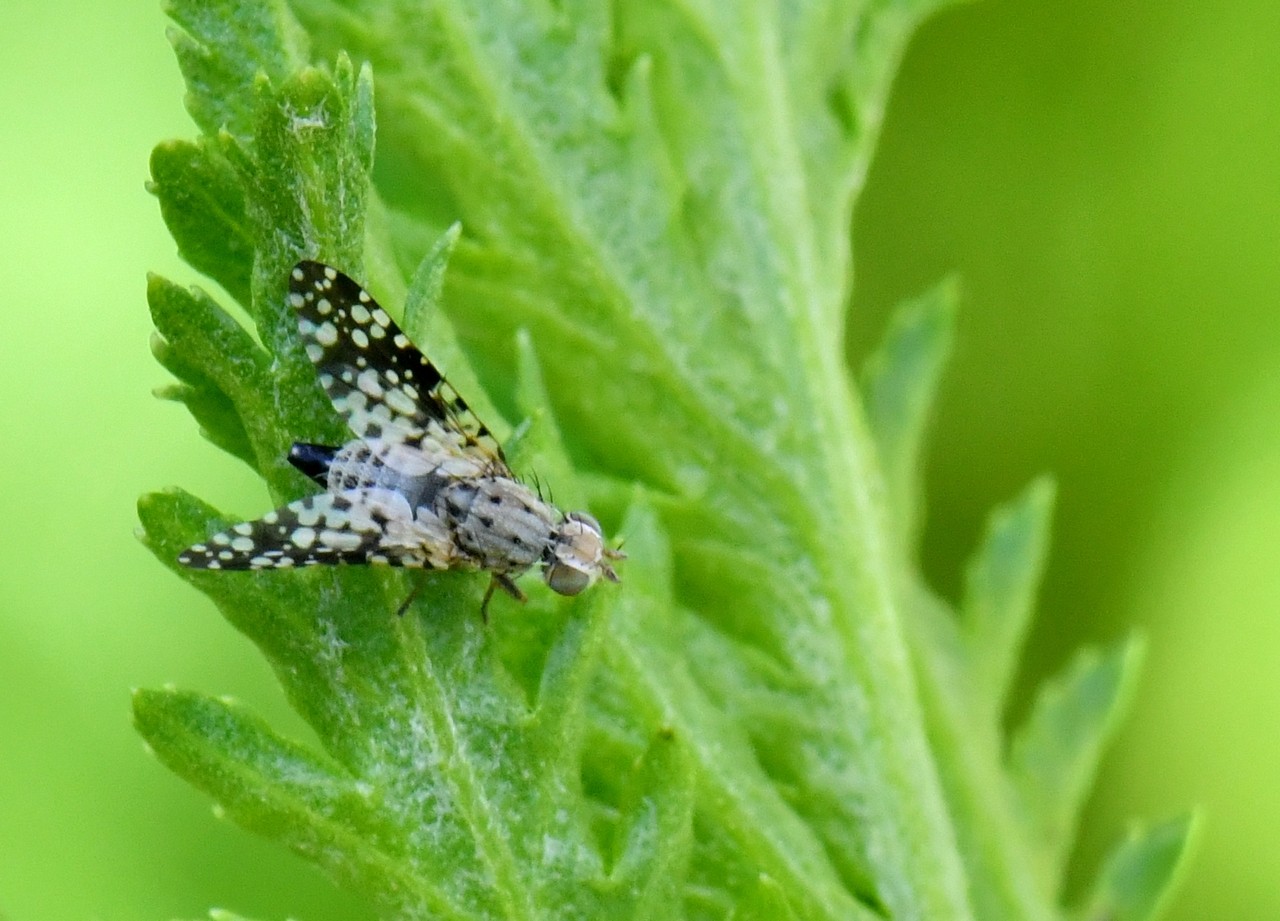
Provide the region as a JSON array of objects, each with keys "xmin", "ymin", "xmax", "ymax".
[{"xmin": 546, "ymin": 563, "xmax": 591, "ymax": 596}]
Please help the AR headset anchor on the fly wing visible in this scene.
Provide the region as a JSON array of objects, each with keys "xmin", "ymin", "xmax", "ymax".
[
  {"xmin": 289, "ymin": 261, "xmax": 508, "ymax": 472},
  {"xmin": 177, "ymin": 491, "xmax": 455, "ymax": 570}
]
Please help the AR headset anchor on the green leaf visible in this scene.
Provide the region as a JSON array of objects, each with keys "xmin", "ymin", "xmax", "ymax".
[
  {"xmin": 861, "ymin": 278, "xmax": 958, "ymax": 547},
  {"xmin": 401, "ymin": 221, "xmax": 511, "ymax": 453},
  {"xmin": 141, "ymin": 489, "xmax": 685, "ymax": 920},
  {"xmin": 904, "ymin": 582, "xmax": 1058, "ymax": 921},
  {"xmin": 508, "ymin": 329, "xmax": 576, "ymax": 490},
  {"xmin": 294, "ymin": 5, "xmax": 972, "ymax": 911},
  {"xmin": 167, "ymin": 0, "xmax": 309, "ymax": 138},
  {"xmin": 607, "ymin": 728, "xmax": 695, "ymax": 918},
  {"xmin": 149, "ymin": 139, "xmax": 254, "ymax": 308},
  {"xmin": 153, "ymin": 380, "xmax": 256, "ymax": 469},
  {"xmin": 729, "ymin": 874, "xmax": 801, "ymax": 921},
  {"xmin": 140, "ymin": 0, "xmax": 1192, "ymax": 918},
  {"xmin": 134, "ymin": 689, "xmax": 413, "ymax": 904},
  {"xmin": 904, "ymin": 497, "xmax": 1145, "ymax": 921},
  {"xmin": 205, "ymin": 911, "xmax": 270, "ymax": 921},
  {"xmin": 1009, "ymin": 636, "xmax": 1146, "ymax": 892},
  {"xmin": 400, "ymin": 224, "xmax": 468, "ymax": 387},
  {"xmin": 1075, "ymin": 813, "xmax": 1199, "ymax": 921},
  {"xmin": 962, "ymin": 476, "xmax": 1058, "ymax": 721},
  {"xmin": 241, "ymin": 57, "xmax": 375, "ymax": 277},
  {"xmin": 595, "ymin": 501, "xmax": 879, "ymax": 921},
  {"xmin": 147, "ymin": 275, "xmax": 272, "ymax": 474}
]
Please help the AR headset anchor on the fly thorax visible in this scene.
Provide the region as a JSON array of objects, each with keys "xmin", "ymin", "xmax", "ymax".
[{"xmin": 439, "ymin": 477, "xmax": 555, "ymax": 571}]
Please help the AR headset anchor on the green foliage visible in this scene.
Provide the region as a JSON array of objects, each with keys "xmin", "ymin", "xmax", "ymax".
[
  {"xmin": 1075, "ymin": 814, "xmax": 1200, "ymax": 921},
  {"xmin": 138, "ymin": 0, "xmax": 1194, "ymax": 918}
]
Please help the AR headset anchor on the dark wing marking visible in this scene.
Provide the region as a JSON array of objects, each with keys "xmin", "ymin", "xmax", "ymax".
[
  {"xmin": 177, "ymin": 492, "xmax": 447, "ymax": 570},
  {"xmin": 289, "ymin": 261, "xmax": 507, "ymax": 470}
]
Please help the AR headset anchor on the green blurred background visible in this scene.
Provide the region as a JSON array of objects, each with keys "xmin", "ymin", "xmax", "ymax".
[{"xmin": 1, "ymin": 1, "xmax": 1275, "ymax": 919}]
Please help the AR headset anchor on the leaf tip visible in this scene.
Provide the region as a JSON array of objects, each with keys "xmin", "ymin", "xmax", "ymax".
[{"xmin": 1080, "ymin": 811, "xmax": 1201, "ymax": 921}]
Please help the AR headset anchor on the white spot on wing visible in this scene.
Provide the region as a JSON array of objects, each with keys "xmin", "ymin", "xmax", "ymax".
[
  {"xmin": 384, "ymin": 387, "xmax": 418, "ymax": 416},
  {"xmin": 320, "ymin": 529, "xmax": 363, "ymax": 551},
  {"xmin": 356, "ymin": 369, "xmax": 383, "ymax": 398},
  {"xmin": 314, "ymin": 322, "xmax": 339, "ymax": 346}
]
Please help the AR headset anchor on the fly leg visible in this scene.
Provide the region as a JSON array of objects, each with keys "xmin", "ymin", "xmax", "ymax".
[
  {"xmin": 395, "ymin": 572, "xmax": 428, "ymax": 618},
  {"xmin": 481, "ymin": 573, "xmax": 526, "ymax": 623}
]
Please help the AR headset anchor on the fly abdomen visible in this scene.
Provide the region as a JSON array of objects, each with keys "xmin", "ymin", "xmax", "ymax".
[
  {"xmin": 288, "ymin": 442, "xmax": 338, "ymax": 485},
  {"xmin": 318, "ymin": 439, "xmax": 453, "ymax": 512}
]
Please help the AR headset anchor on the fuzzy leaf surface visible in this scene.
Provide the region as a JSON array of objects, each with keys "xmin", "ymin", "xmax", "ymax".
[{"xmin": 139, "ymin": 0, "xmax": 1190, "ymax": 919}]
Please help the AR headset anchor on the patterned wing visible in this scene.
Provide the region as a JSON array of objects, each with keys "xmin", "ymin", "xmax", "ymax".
[
  {"xmin": 289, "ymin": 261, "xmax": 506, "ymax": 470},
  {"xmin": 178, "ymin": 492, "xmax": 455, "ymax": 570}
]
